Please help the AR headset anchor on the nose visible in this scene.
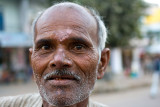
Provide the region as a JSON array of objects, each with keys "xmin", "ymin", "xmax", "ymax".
[{"xmin": 49, "ymin": 49, "xmax": 72, "ymax": 69}]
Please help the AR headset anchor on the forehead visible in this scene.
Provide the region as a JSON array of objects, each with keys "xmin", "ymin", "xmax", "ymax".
[{"xmin": 35, "ymin": 3, "xmax": 98, "ymax": 45}]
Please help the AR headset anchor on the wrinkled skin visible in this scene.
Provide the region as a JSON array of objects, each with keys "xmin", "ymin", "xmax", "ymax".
[{"xmin": 30, "ymin": 3, "xmax": 110, "ymax": 107}]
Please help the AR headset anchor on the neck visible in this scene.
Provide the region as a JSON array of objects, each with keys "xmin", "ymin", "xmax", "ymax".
[{"xmin": 42, "ymin": 97, "xmax": 89, "ymax": 107}]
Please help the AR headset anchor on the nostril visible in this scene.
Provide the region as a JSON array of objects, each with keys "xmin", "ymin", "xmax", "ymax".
[
  {"xmin": 63, "ymin": 64, "xmax": 70, "ymax": 68},
  {"xmin": 52, "ymin": 64, "xmax": 56, "ymax": 67}
]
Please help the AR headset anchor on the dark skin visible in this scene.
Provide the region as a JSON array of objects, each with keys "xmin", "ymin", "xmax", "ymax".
[{"xmin": 30, "ymin": 3, "xmax": 110, "ymax": 107}]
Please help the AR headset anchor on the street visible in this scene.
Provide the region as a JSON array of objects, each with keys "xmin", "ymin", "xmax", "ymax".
[
  {"xmin": 0, "ymin": 82, "xmax": 160, "ymax": 107},
  {"xmin": 91, "ymin": 87, "xmax": 160, "ymax": 107}
]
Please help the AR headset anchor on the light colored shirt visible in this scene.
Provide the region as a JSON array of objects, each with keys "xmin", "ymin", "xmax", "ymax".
[{"xmin": 0, "ymin": 93, "xmax": 108, "ymax": 107}]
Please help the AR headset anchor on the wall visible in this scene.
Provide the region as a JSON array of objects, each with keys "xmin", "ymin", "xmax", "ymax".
[{"xmin": 0, "ymin": 0, "xmax": 20, "ymax": 32}]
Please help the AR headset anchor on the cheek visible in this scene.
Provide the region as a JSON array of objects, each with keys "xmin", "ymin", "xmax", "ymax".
[
  {"xmin": 73, "ymin": 52, "xmax": 99, "ymax": 79},
  {"xmin": 31, "ymin": 53, "xmax": 50, "ymax": 80}
]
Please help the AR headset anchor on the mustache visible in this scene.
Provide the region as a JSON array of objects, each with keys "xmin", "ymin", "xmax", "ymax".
[{"xmin": 43, "ymin": 69, "xmax": 81, "ymax": 81}]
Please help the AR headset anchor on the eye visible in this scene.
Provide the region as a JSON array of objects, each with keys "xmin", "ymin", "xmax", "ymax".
[
  {"xmin": 41, "ymin": 45, "xmax": 51, "ymax": 50},
  {"xmin": 72, "ymin": 43, "xmax": 87, "ymax": 52},
  {"xmin": 74, "ymin": 45, "xmax": 83, "ymax": 50}
]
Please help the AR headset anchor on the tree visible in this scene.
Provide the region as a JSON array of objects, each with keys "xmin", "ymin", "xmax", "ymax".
[{"xmin": 45, "ymin": 0, "xmax": 147, "ymax": 47}]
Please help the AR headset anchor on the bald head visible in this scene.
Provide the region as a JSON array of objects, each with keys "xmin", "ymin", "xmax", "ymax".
[
  {"xmin": 37, "ymin": 2, "xmax": 96, "ymax": 26},
  {"xmin": 32, "ymin": 2, "xmax": 107, "ymax": 52}
]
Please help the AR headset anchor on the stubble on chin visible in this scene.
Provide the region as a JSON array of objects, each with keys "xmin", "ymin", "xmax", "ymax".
[{"xmin": 38, "ymin": 77, "xmax": 96, "ymax": 106}]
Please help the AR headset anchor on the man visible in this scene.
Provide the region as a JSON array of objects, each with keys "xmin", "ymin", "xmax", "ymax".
[
  {"xmin": 150, "ymin": 55, "xmax": 160, "ymax": 98},
  {"xmin": 0, "ymin": 2, "xmax": 110, "ymax": 107}
]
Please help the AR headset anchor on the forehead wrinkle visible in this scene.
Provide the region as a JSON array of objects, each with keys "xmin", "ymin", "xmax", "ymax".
[
  {"xmin": 37, "ymin": 25, "xmax": 88, "ymax": 36},
  {"xmin": 36, "ymin": 25, "xmax": 92, "ymax": 40},
  {"xmin": 37, "ymin": 8, "xmax": 90, "ymax": 28}
]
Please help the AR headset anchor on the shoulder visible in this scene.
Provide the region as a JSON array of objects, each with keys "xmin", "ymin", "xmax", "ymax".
[
  {"xmin": 0, "ymin": 93, "xmax": 42, "ymax": 107},
  {"xmin": 89, "ymin": 100, "xmax": 110, "ymax": 107}
]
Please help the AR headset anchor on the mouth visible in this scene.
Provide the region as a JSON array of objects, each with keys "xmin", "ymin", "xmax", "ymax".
[
  {"xmin": 43, "ymin": 70, "xmax": 81, "ymax": 86},
  {"xmin": 45, "ymin": 75, "xmax": 79, "ymax": 86},
  {"xmin": 46, "ymin": 75, "xmax": 77, "ymax": 81}
]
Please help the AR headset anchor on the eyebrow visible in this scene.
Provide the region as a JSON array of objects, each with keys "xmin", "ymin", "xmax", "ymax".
[
  {"xmin": 34, "ymin": 36, "xmax": 92, "ymax": 47},
  {"xmin": 69, "ymin": 37, "xmax": 91, "ymax": 45},
  {"xmin": 35, "ymin": 39, "xmax": 52, "ymax": 46}
]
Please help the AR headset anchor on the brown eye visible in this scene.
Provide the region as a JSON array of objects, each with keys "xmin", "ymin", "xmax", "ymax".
[
  {"xmin": 74, "ymin": 45, "xmax": 83, "ymax": 50},
  {"xmin": 41, "ymin": 45, "xmax": 50, "ymax": 50},
  {"xmin": 72, "ymin": 44, "xmax": 87, "ymax": 52}
]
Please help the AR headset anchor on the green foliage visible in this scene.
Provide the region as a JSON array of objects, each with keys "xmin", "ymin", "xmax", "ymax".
[{"xmin": 45, "ymin": 0, "xmax": 147, "ymax": 47}]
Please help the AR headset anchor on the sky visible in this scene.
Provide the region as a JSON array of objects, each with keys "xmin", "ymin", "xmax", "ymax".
[{"xmin": 144, "ymin": 0, "xmax": 160, "ymax": 6}]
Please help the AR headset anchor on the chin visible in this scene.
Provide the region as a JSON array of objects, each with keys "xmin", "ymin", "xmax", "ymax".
[{"xmin": 39, "ymin": 84, "xmax": 93, "ymax": 106}]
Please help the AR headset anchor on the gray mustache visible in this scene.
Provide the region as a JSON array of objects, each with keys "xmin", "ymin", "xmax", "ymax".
[{"xmin": 44, "ymin": 69, "xmax": 81, "ymax": 81}]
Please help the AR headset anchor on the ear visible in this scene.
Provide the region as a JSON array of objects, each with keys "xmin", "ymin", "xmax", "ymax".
[
  {"xmin": 29, "ymin": 48, "xmax": 33, "ymax": 65},
  {"xmin": 97, "ymin": 48, "xmax": 110, "ymax": 79}
]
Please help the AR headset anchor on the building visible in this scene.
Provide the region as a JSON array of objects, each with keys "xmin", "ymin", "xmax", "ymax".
[
  {"xmin": 143, "ymin": 5, "xmax": 160, "ymax": 54},
  {"xmin": 0, "ymin": 0, "xmax": 46, "ymax": 83}
]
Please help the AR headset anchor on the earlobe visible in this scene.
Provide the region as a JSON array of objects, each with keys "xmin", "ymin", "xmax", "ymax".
[{"xmin": 97, "ymin": 48, "xmax": 110, "ymax": 79}]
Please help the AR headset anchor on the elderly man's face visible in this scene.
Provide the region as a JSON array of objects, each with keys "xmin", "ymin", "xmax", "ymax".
[{"xmin": 30, "ymin": 5, "xmax": 105, "ymax": 106}]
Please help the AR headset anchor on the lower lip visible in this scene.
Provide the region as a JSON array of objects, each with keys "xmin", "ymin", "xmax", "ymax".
[{"xmin": 47, "ymin": 79, "xmax": 77, "ymax": 86}]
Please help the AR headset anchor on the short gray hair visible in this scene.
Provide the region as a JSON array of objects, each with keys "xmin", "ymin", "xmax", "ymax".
[
  {"xmin": 88, "ymin": 8, "xmax": 107, "ymax": 52},
  {"xmin": 32, "ymin": 2, "xmax": 107, "ymax": 52}
]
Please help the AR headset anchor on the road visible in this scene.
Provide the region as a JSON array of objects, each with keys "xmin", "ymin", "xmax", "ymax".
[
  {"xmin": 91, "ymin": 87, "xmax": 160, "ymax": 107},
  {"xmin": 0, "ymin": 82, "xmax": 160, "ymax": 107}
]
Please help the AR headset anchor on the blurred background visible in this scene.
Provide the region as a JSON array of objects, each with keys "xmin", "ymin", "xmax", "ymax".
[{"xmin": 0, "ymin": 0, "xmax": 160, "ymax": 107}]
